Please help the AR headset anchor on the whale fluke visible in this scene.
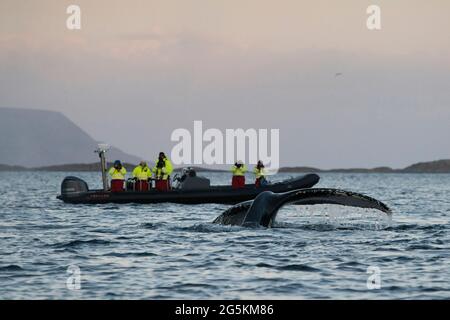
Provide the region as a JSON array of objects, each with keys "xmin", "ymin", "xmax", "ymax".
[{"xmin": 212, "ymin": 188, "xmax": 391, "ymax": 227}]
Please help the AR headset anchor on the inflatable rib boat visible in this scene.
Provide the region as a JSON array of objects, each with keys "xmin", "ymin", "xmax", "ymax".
[
  {"xmin": 57, "ymin": 171, "xmax": 320, "ymax": 205},
  {"xmin": 56, "ymin": 145, "xmax": 319, "ymax": 205}
]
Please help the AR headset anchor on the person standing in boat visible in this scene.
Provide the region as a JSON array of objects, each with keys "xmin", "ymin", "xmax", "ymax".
[
  {"xmin": 152, "ymin": 152, "xmax": 173, "ymax": 191},
  {"xmin": 132, "ymin": 161, "xmax": 152, "ymax": 191},
  {"xmin": 254, "ymin": 160, "xmax": 268, "ymax": 187},
  {"xmin": 231, "ymin": 160, "xmax": 247, "ymax": 189},
  {"xmin": 109, "ymin": 160, "xmax": 127, "ymax": 192}
]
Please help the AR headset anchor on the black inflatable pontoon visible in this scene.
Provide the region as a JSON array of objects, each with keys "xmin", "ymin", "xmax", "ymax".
[{"xmin": 57, "ymin": 171, "xmax": 320, "ymax": 205}]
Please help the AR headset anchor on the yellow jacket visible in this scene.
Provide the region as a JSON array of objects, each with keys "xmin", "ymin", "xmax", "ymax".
[
  {"xmin": 132, "ymin": 165, "xmax": 152, "ymax": 180},
  {"xmin": 231, "ymin": 165, "xmax": 247, "ymax": 176},
  {"xmin": 152, "ymin": 157, "xmax": 173, "ymax": 180},
  {"xmin": 109, "ymin": 167, "xmax": 127, "ymax": 180},
  {"xmin": 253, "ymin": 167, "xmax": 266, "ymax": 179}
]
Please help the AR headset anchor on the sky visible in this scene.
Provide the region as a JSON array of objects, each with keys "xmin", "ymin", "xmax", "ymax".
[{"xmin": 0, "ymin": 0, "xmax": 449, "ymax": 169}]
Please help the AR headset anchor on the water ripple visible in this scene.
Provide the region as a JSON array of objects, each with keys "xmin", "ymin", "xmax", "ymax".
[{"xmin": 1, "ymin": 172, "xmax": 449, "ymax": 299}]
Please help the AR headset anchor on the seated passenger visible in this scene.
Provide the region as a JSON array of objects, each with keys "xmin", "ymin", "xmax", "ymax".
[
  {"xmin": 132, "ymin": 161, "xmax": 152, "ymax": 191},
  {"xmin": 108, "ymin": 160, "xmax": 127, "ymax": 192},
  {"xmin": 254, "ymin": 160, "xmax": 268, "ymax": 187},
  {"xmin": 231, "ymin": 160, "xmax": 247, "ymax": 189},
  {"xmin": 152, "ymin": 152, "xmax": 173, "ymax": 191}
]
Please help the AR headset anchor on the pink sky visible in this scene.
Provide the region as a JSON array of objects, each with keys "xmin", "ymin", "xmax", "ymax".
[{"xmin": 1, "ymin": 0, "xmax": 449, "ymax": 168}]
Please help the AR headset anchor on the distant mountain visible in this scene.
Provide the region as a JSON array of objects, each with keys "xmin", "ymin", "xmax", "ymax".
[
  {"xmin": 402, "ymin": 159, "xmax": 450, "ymax": 173},
  {"xmin": 278, "ymin": 166, "xmax": 320, "ymax": 173},
  {"xmin": 0, "ymin": 108, "xmax": 142, "ymax": 167},
  {"xmin": 33, "ymin": 162, "xmax": 136, "ymax": 172},
  {"xmin": 0, "ymin": 164, "xmax": 27, "ymax": 171},
  {"xmin": 0, "ymin": 108, "xmax": 449, "ymax": 173},
  {"xmin": 279, "ymin": 160, "xmax": 450, "ymax": 174},
  {"xmin": 279, "ymin": 166, "xmax": 396, "ymax": 173},
  {"xmin": 1, "ymin": 160, "xmax": 449, "ymax": 173},
  {"xmin": 0, "ymin": 162, "xmax": 227, "ymax": 172}
]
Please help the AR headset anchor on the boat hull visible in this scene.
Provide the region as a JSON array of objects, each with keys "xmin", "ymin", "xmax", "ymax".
[{"xmin": 57, "ymin": 174, "xmax": 320, "ymax": 205}]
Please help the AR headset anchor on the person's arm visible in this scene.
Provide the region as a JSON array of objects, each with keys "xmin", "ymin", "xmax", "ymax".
[
  {"xmin": 163, "ymin": 159, "xmax": 173, "ymax": 175},
  {"xmin": 132, "ymin": 167, "xmax": 138, "ymax": 178},
  {"xmin": 242, "ymin": 165, "xmax": 247, "ymax": 173},
  {"xmin": 121, "ymin": 167, "xmax": 127, "ymax": 175},
  {"xmin": 108, "ymin": 167, "xmax": 114, "ymax": 176},
  {"xmin": 152, "ymin": 160, "xmax": 159, "ymax": 176}
]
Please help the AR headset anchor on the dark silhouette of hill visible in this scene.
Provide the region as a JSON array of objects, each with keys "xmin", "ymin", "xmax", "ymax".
[
  {"xmin": 279, "ymin": 160, "xmax": 450, "ymax": 173},
  {"xmin": 402, "ymin": 159, "xmax": 450, "ymax": 173},
  {"xmin": 0, "ymin": 108, "xmax": 448, "ymax": 173},
  {"xmin": 0, "ymin": 107, "xmax": 141, "ymax": 167},
  {"xmin": 1, "ymin": 160, "xmax": 449, "ymax": 173}
]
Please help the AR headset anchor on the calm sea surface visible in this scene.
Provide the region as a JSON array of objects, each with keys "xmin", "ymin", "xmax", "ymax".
[{"xmin": 0, "ymin": 172, "xmax": 449, "ymax": 299}]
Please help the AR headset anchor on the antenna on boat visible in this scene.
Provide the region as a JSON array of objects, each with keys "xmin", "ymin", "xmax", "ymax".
[{"xmin": 95, "ymin": 143, "xmax": 110, "ymax": 191}]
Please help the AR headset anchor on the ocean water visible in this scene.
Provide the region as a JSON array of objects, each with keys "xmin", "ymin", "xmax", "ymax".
[{"xmin": 0, "ymin": 172, "xmax": 449, "ymax": 299}]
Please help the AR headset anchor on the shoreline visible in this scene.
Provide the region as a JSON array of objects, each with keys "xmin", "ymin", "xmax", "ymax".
[{"xmin": 1, "ymin": 159, "xmax": 450, "ymax": 174}]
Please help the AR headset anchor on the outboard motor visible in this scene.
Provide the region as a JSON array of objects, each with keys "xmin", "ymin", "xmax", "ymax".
[
  {"xmin": 173, "ymin": 168, "xmax": 210, "ymax": 190},
  {"xmin": 61, "ymin": 176, "xmax": 89, "ymax": 197}
]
